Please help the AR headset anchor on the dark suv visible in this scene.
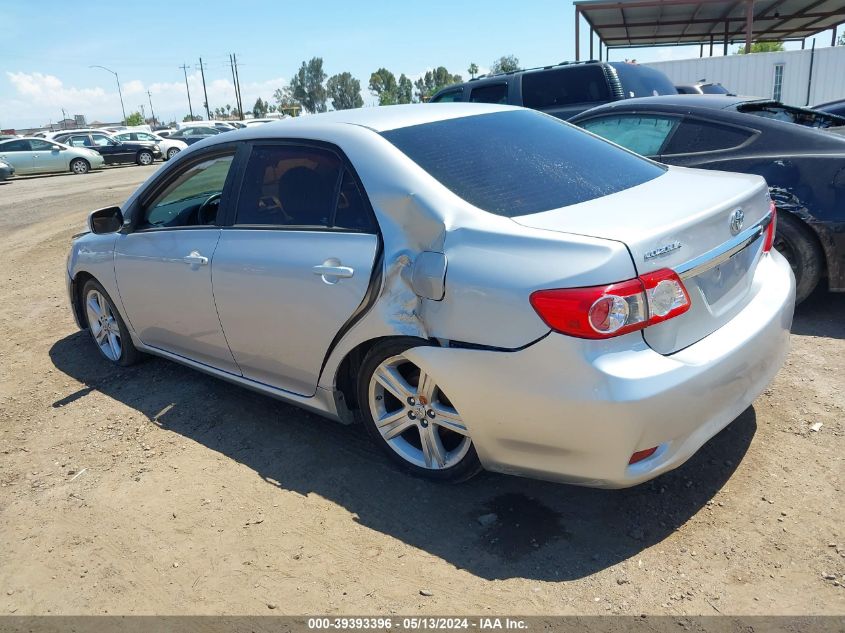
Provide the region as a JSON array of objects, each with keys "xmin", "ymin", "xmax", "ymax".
[{"xmin": 430, "ymin": 61, "xmax": 677, "ymax": 120}]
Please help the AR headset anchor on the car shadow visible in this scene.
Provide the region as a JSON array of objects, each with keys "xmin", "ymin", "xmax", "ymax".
[
  {"xmin": 49, "ymin": 332, "xmax": 754, "ymax": 581},
  {"xmin": 791, "ymin": 285, "xmax": 845, "ymax": 340}
]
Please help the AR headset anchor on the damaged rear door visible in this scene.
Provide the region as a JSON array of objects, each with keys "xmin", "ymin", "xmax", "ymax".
[{"xmin": 212, "ymin": 142, "xmax": 380, "ymax": 396}]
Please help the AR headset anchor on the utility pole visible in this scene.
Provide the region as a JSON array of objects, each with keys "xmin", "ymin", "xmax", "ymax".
[
  {"xmin": 147, "ymin": 90, "xmax": 157, "ymax": 126},
  {"xmin": 198, "ymin": 57, "xmax": 211, "ymax": 120},
  {"xmin": 180, "ymin": 63, "xmax": 194, "ymax": 121},
  {"xmin": 139, "ymin": 104, "xmax": 146, "ymax": 121},
  {"xmin": 228, "ymin": 54, "xmax": 240, "ymax": 119},
  {"xmin": 61, "ymin": 108, "xmax": 68, "ymax": 130},
  {"xmin": 233, "ymin": 53, "xmax": 244, "ymax": 120}
]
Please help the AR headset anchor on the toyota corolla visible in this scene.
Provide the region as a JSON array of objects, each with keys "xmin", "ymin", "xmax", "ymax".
[{"xmin": 65, "ymin": 104, "xmax": 795, "ymax": 487}]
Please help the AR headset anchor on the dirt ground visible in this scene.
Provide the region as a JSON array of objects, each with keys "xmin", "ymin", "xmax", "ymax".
[{"xmin": 0, "ymin": 166, "xmax": 842, "ymax": 616}]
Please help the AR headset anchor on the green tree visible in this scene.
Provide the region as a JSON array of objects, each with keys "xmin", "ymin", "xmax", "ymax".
[
  {"xmin": 268, "ymin": 104, "xmax": 277, "ymax": 113},
  {"xmin": 327, "ymin": 72, "xmax": 364, "ymax": 110},
  {"xmin": 734, "ymin": 41, "xmax": 785, "ymax": 54},
  {"xmin": 468, "ymin": 62, "xmax": 479, "ymax": 79},
  {"xmin": 397, "ymin": 74, "xmax": 414, "ymax": 104},
  {"xmin": 253, "ymin": 97, "xmax": 269, "ymax": 118},
  {"xmin": 490, "ymin": 54, "xmax": 520, "ymax": 74},
  {"xmin": 290, "ymin": 57, "xmax": 328, "ymax": 113},
  {"xmin": 414, "ymin": 67, "xmax": 462, "ymax": 102},
  {"xmin": 273, "ymin": 85, "xmax": 300, "ymax": 116},
  {"xmin": 369, "ymin": 67, "xmax": 399, "ymax": 105},
  {"xmin": 182, "ymin": 114, "xmax": 201, "ymax": 122},
  {"xmin": 125, "ymin": 112, "xmax": 144, "ymax": 126}
]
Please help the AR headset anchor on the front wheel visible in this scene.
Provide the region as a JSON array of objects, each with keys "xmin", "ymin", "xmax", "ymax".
[
  {"xmin": 137, "ymin": 150, "xmax": 154, "ymax": 166},
  {"xmin": 70, "ymin": 158, "xmax": 90, "ymax": 175},
  {"xmin": 166, "ymin": 147, "xmax": 180, "ymax": 160},
  {"xmin": 81, "ymin": 279, "xmax": 141, "ymax": 366},
  {"xmin": 358, "ymin": 338, "xmax": 482, "ymax": 482},
  {"xmin": 773, "ymin": 212, "xmax": 823, "ymax": 304}
]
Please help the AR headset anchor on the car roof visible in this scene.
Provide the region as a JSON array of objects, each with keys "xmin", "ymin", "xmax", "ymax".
[
  {"xmin": 605, "ymin": 94, "xmax": 761, "ymax": 110},
  {"xmin": 241, "ymin": 103, "xmax": 520, "ymax": 134}
]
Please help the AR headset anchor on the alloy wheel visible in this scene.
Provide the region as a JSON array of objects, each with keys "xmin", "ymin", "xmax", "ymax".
[
  {"xmin": 85, "ymin": 289, "xmax": 122, "ymax": 361},
  {"xmin": 368, "ymin": 354, "xmax": 470, "ymax": 470}
]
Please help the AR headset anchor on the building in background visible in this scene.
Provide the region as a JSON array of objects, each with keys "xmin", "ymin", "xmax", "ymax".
[{"xmin": 645, "ymin": 46, "xmax": 845, "ymax": 107}]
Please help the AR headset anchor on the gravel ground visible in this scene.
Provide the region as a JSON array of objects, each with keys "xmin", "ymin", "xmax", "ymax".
[{"xmin": 0, "ymin": 166, "xmax": 842, "ymax": 615}]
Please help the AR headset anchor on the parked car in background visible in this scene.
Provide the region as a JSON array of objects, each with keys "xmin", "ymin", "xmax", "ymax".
[
  {"xmin": 675, "ymin": 81, "xmax": 734, "ymax": 95},
  {"xmin": 175, "ymin": 120, "xmax": 237, "ymax": 131},
  {"xmin": 167, "ymin": 125, "xmax": 227, "ymax": 145},
  {"xmin": 53, "ymin": 132, "xmax": 160, "ymax": 166},
  {"xmin": 66, "ymin": 104, "xmax": 793, "ymax": 487},
  {"xmin": 154, "ymin": 128, "xmax": 176, "ymax": 138},
  {"xmin": 0, "ymin": 137, "xmax": 104, "ymax": 175},
  {"xmin": 571, "ymin": 94, "xmax": 845, "ymax": 302},
  {"xmin": 429, "ymin": 61, "xmax": 677, "ymax": 119},
  {"xmin": 37, "ymin": 128, "xmax": 109, "ymax": 140},
  {"xmin": 243, "ymin": 118, "xmax": 284, "ymax": 126},
  {"xmin": 112, "ymin": 130, "xmax": 187, "ymax": 160},
  {"xmin": 813, "ymin": 98, "xmax": 845, "ymax": 118},
  {"xmin": 0, "ymin": 159, "xmax": 14, "ymax": 181}
]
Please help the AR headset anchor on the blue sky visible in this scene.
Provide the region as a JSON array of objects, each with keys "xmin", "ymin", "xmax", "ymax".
[{"xmin": 0, "ymin": 0, "xmax": 838, "ymax": 129}]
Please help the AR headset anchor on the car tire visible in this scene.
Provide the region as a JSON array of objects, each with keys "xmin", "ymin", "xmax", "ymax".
[
  {"xmin": 166, "ymin": 147, "xmax": 180, "ymax": 160},
  {"xmin": 357, "ymin": 337, "xmax": 482, "ymax": 482},
  {"xmin": 773, "ymin": 211, "xmax": 823, "ymax": 304},
  {"xmin": 137, "ymin": 150, "xmax": 154, "ymax": 166},
  {"xmin": 70, "ymin": 158, "xmax": 90, "ymax": 175},
  {"xmin": 81, "ymin": 278, "xmax": 142, "ymax": 367}
]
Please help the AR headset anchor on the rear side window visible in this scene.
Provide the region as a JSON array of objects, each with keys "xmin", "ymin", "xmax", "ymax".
[
  {"xmin": 431, "ymin": 88, "xmax": 463, "ymax": 103},
  {"xmin": 382, "ymin": 110, "xmax": 665, "ymax": 217},
  {"xmin": 469, "ymin": 83, "xmax": 507, "ymax": 104},
  {"xmin": 663, "ymin": 120, "xmax": 753, "ymax": 155},
  {"xmin": 581, "ymin": 115, "xmax": 679, "ymax": 156},
  {"xmin": 236, "ymin": 144, "xmax": 376, "ymax": 232},
  {"xmin": 521, "ymin": 66, "xmax": 610, "ymax": 109},
  {"xmin": 609, "ymin": 63, "xmax": 677, "ymax": 98}
]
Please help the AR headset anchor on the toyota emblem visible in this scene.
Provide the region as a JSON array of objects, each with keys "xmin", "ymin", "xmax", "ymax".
[{"xmin": 729, "ymin": 208, "xmax": 745, "ymax": 235}]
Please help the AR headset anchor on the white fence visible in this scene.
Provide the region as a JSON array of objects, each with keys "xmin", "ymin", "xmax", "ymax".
[{"xmin": 646, "ymin": 46, "xmax": 845, "ymax": 107}]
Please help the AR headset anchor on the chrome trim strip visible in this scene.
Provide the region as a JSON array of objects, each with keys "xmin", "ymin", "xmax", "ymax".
[{"xmin": 676, "ymin": 214, "xmax": 771, "ymax": 280}]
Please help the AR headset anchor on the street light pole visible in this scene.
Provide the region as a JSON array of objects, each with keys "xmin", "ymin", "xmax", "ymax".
[{"xmin": 90, "ymin": 65, "xmax": 127, "ymax": 125}]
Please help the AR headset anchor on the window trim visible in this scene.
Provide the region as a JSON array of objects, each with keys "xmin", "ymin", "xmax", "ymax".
[
  {"xmin": 128, "ymin": 143, "xmax": 244, "ymax": 234},
  {"xmin": 220, "ymin": 138, "xmax": 380, "ymax": 235},
  {"xmin": 659, "ymin": 115, "xmax": 759, "ymax": 158}
]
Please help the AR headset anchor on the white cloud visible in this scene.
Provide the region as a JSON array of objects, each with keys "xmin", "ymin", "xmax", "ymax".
[{"xmin": 1, "ymin": 71, "xmax": 288, "ymax": 129}]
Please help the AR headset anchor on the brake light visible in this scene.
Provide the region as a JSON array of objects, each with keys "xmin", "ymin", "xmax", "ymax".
[
  {"xmin": 530, "ymin": 268, "xmax": 691, "ymax": 339},
  {"xmin": 762, "ymin": 202, "xmax": 777, "ymax": 253}
]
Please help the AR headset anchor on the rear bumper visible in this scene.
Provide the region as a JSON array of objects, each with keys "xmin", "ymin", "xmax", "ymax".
[{"xmin": 406, "ymin": 251, "xmax": 795, "ymax": 488}]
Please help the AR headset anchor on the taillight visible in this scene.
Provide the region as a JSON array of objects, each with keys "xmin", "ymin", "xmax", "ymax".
[
  {"xmin": 530, "ymin": 268, "xmax": 691, "ymax": 339},
  {"xmin": 763, "ymin": 202, "xmax": 777, "ymax": 253}
]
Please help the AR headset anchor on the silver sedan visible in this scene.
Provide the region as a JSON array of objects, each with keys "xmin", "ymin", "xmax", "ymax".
[
  {"xmin": 0, "ymin": 137, "xmax": 104, "ymax": 175},
  {"xmin": 65, "ymin": 104, "xmax": 795, "ymax": 487}
]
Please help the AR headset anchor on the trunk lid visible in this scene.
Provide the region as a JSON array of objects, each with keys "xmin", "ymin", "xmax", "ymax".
[{"xmin": 512, "ymin": 166, "xmax": 772, "ymax": 354}]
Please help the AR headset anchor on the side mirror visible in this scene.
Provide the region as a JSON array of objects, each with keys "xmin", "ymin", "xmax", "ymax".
[{"xmin": 88, "ymin": 206, "xmax": 124, "ymax": 234}]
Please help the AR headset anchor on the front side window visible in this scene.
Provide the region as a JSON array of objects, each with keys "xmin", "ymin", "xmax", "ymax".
[
  {"xmin": 382, "ymin": 109, "xmax": 665, "ymax": 217},
  {"xmin": 581, "ymin": 115, "xmax": 678, "ymax": 156},
  {"xmin": 92, "ymin": 135, "xmax": 113, "ymax": 147},
  {"xmin": 235, "ymin": 144, "xmax": 374, "ymax": 231},
  {"xmin": 521, "ymin": 66, "xmax": 610, "ymax": 109},
  {"xmin": 137, "ymin": 133, "xmax": 156, "ymax": 141},
  {"xmin": 115, "ymin": 133, "xmax": 130, "ymax": 141},
  {"xmin": 140, "ymin": 154, "xmax": 234, "ymax": 229},
  {"xmin": 67, "ymin": 136, "xmax": 91, "ymax": 147},
  {"xmin": 469, "ymin": 83, "xmax": 507, "ymax": 104},
  {"xmin": 431, "ymin": 88, "xmax": 463, "ymax": 103}
]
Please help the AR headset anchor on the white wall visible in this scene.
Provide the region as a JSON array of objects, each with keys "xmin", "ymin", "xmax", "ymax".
[{"xmin": 646, "ymin": 47, "xmax": 845, "ymax": 107}]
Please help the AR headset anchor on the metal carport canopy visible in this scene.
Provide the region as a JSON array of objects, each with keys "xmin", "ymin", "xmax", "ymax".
[{"xmin": 573, "ymin": 0, "xmax": 845, "ymax": 58}]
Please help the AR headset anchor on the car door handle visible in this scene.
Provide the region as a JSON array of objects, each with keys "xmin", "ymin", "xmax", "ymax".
[
  {"xmin": 182, "ymin": 251, "xmax": 208, "ymax": 266},
  {"xmin": 313, "ymin": 261, "xmax": 354, "ymax": 283}
]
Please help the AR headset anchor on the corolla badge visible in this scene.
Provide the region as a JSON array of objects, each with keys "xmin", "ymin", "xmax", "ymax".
[
  {"xmin": 729, "ymin": 208, "xmax": 745, "ymax": 235},
  {"xmin": 644, "ymin": 241, "xmax": 682, "ymax": 261}
]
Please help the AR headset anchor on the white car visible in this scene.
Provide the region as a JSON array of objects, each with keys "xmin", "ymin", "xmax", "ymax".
[{"xmin": 112, "ymin": 131, "xmax": 187, "ymax": 161}]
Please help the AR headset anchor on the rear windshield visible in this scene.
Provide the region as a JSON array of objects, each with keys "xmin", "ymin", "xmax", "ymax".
[
  {"xmin": 609, "ymin": 62, "xmax": 677, "ymax": 98},
  {"xmin": 737, "ymin": 101, "xmax": 845, "ymax": 129},
  {"xmin": 701, "ymin": 83, "xmax": 730, "ymax": 95},
  {"xmin": 381, "ymin": 110, "xmax": 665, "ymax": 217}
]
